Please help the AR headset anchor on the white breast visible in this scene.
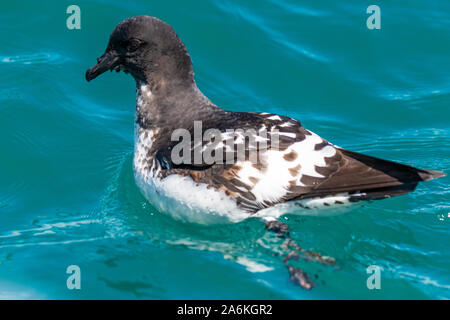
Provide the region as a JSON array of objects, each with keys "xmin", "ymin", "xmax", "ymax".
[{"xmin": 133, "ymin": 123, "xmax": 250, "ymax": 224}]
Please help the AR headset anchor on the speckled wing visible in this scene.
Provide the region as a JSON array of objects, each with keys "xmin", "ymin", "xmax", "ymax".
[
  {"xmin": 153, "ymin": 112, "xmax": 329, "ymax": 211},
  {"xmin": 155, "ymin": 112, "xmax": 444, "ymax": 213}
]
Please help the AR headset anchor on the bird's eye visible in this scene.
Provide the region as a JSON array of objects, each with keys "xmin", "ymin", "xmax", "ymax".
[
  {"xmin": 116, "ymin": 39, "xmax": 142, "ymax": 52},
  {"xmin": 128, "ymin": 39, "xmax": 142, "ymax": 51}
]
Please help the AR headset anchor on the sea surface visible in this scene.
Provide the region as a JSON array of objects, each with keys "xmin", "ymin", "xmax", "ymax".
[{"xmin": 0, "ymin": 0, "xmax": 449, "ymax": 299}]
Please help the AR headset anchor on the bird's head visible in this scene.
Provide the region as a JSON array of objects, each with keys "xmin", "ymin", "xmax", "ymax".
[{"xmin": 86, "ymin": 16, "xmax": 193, "ymax": 87}]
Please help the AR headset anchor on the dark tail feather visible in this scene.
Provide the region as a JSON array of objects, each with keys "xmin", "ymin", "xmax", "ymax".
[
  {"xmin": 286, "ymin": 148, "xmax": 445, "ymax": 203},
  {"xmin": 339, "ymin": 149, "xmax": 446, "ymax": 183},
  {"xmin": 289, "ymin": 148, "xmax": 446, "ymax": 202},
  {"xmin": 417, "ymin": 168, "xmax": 446, "ymax": 181},
  {"xmin": 338, "ymin": 149, "xmax": 446, "ymax": 201}
]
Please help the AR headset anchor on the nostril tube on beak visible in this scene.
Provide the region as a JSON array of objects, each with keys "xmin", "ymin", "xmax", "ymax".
[{"xmin": 85, "ymin": 53, "xmax": 120, "ymax": 82}]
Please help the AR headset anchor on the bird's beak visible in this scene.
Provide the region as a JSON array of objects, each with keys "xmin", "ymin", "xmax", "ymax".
[{"xmin": 85, "ymin": 52, "xmax": 120, "ymax": 82}]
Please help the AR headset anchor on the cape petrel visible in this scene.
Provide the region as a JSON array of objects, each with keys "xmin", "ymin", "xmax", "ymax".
[{"xmin": 86, "ymin": 16, "xmax": 445, "ymax": 225}]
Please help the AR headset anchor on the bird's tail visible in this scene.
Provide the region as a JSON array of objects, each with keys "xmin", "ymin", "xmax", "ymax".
[{"xmin": 338, "ymin": 149, "xmax": 446, "ymax": 201}]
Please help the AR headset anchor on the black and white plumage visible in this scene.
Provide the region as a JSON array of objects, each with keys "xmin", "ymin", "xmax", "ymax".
[{"xmin": 86, "ymin": 16, "xmax": 445, "ymax": 224}]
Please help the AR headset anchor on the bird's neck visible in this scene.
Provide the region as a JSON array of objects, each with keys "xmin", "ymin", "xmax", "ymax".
[{"xmin": 134, "ymin": 79, "xmax": 219, "ymax": 132}]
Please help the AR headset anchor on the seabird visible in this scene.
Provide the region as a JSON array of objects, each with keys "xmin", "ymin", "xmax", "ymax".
[
  {"xmin": 85, "ymin": 15, "xmax": 445, "ymax": 289},
  {"xmin": 86, "ymin": 16, "xmax": 445, "ymax": 225}
]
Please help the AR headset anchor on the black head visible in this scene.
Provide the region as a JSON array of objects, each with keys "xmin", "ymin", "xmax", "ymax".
[{"xmin": 86, "ymin": 16, "xmax": 194, "ymax": 87}]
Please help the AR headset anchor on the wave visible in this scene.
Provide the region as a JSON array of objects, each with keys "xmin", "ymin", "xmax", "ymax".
[
  {"xmin": 0, "ymin": 52, "xmax": 69, "ymax": 65},
  {"xmin": 268, "ymin": 0, "xmax": 330, "ymax": 18},
  {"xmin": 380, "ymin": 88, "xmax": 449, "ymax": 102},
  {"xmin": 213, "ymin": 1, "xmax": 330, "ymax": 63}
]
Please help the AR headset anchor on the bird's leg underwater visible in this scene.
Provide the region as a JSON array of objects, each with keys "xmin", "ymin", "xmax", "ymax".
[
  {"xmin": 264, "ymin": 220, "xmax": 336, "ymax": 290},
  {"xmin": 265, "ymin": 220, "xmax": 336, "ymax": 265}
]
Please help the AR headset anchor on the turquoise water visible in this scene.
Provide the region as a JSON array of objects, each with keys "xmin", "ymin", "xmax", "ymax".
[{"xmin": 1, "ymin": 0, "xmax": 449, "ymax": 299}]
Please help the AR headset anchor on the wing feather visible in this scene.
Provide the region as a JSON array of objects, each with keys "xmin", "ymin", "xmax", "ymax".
[{"xmin": 154, "ymin": 112, "xmax": 445, "ymax": 212}]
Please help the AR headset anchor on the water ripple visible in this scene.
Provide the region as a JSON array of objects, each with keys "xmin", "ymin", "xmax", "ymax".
[
  {"xmin": 214, "ymin": 1, "xmax": 330, "ymax": 63},
  {"xmin": 0, "ymin": 52, "xmax": 68, "ymax": 65},
  {"xmin": 268, "ymin": 0, "xmax": 330, "ymax": 17}
]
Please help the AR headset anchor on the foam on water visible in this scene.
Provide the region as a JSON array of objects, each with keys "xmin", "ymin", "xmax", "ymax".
[{"xmin": 0, "ymin": 52, "xmax": 67, "ymax": 65}]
